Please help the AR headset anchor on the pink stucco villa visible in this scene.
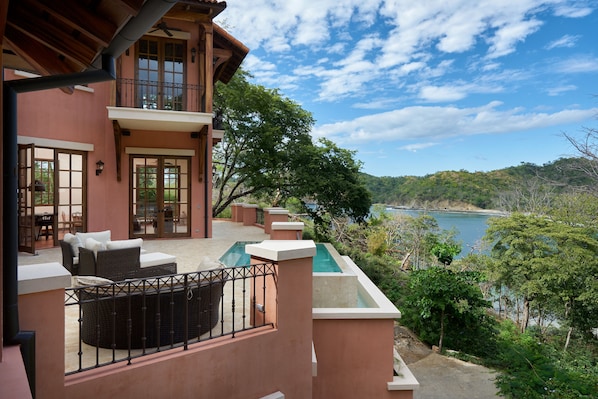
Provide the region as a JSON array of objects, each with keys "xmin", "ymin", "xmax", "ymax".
[{"xmin": 0, "ymin": 1, "xmax": 418, "ymax": 398}]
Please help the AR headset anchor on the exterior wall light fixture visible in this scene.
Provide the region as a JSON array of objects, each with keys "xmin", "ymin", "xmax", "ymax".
[
  {"xmin": 96, "ymin": 160, "xmax": 105, "ymax": 176},
  {"xmin": 191, "ymin": 47, "xmax": 196, "ymax": 63}
]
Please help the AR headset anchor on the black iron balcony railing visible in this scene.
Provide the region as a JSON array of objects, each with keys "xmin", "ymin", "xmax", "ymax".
[
  {"xmin": 64, "ymin": 264, "xmax": 276, "ymax": 375},
  {"xmin": 115, "ymin": 78, "xmax": 205, "ymax": 113},
  {"xmin": 256, "ymin": 208, "xmax": 265, "ymax": 226}
]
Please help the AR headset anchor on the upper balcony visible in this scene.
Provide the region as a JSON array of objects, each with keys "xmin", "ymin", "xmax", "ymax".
[{"xmin": 107, "ymin": 78, "xmax": 213, "ymax": 133}]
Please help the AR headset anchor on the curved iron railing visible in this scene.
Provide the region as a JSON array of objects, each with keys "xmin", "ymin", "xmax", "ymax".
[{"xmin": 64, "ymin": 263, "xmax": 276, "ymax": 375}]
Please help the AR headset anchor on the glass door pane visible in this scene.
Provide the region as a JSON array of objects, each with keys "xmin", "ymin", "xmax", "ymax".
[
  {"xmin": 57, "ymin": 152, "xmax": 86, "ymax": 237},
  {"xmin": 18, "ymin": 144, "xmax": 35, "ymax": 253},
  {"xmin": 163, "ymin": 158, "xmax": 189, "ymax": 236}
]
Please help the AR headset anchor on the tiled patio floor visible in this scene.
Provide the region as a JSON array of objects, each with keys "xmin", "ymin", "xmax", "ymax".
[{"xmin": 18, "ymin": 220, "xmax": 270, "ymax": 273}]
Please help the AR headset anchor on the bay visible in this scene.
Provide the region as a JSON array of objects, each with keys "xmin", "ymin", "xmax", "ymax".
[{"xmin": 384, "ymin": 208, "xmax": 502, "ymax": 257}]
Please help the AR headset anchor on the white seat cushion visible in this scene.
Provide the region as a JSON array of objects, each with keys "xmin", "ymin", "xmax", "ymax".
[
  {"xmin": 106, "ymin": 238, "xmax": 143, "ymax": 250},
  {"xmin": 76, "ymin": 230, "xmax": 111, "ymax": 245},
  {"xmin": 140, "ymin": 252, "xmax": 176, "ymax": 268}
]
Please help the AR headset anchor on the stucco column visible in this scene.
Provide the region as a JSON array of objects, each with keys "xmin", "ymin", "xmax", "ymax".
[
  {"xmin": 270, "ymin": 222, "xmax": 304, "ymax": 240},
  {"xmin": 230, "ymin": 203, "xmax": 244, "ymax": 222},
  {"xmin": 246, "ymin": 240, "xmax": 315, "ymax": 397},
  {"xmin": 264, "ymin": 208, "xmax": 289, "ymax": 234},
  {"xmin": 18, "ymin": 263, "xmax": 71, "ymax": 399},
  {"xmin": 242, "ymin": 204, "xmax": 258, "ymax": 226}
]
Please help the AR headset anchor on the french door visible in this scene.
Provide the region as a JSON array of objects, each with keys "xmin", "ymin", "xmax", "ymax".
[
  {"xmin": 136, "ymin": 37, "xmax": 185, "ymax": 110},
  {"xmin": 131, "ymin": 156, "xmax": 190, "ymax": 238},
  {"xmin": 17, "ymin": 145, "xmax": 86, "ymax": 253}
]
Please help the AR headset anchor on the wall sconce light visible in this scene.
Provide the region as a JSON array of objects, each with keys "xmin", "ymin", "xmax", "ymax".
[
  {"xmin": 191, "ymin": 47, "xmax": 196, "ymax": 63},
  {"xmin": 95, "ymin": 160, "xmax": 105, "ymax": 176}
]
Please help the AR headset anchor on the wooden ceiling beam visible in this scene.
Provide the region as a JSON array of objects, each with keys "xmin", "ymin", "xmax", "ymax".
[
  {"xmin": 7, "ymin": 6, "xmax": 97, "ymax": 69},
  {"xmin": 118, "ymin": 0, "xmax": 146, "ymax": 16},
  {"xmin": 28, "ymin": 0, "xmax": 117, "ymax": 47},
  {"xmin": 5, "ymin": 26, "xmax": 76, "ymax": 78}
]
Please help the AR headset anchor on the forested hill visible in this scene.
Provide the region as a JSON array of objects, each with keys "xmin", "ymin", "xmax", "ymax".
[{"xmin": 361, "ymin": 157, "xmax": 594, "ymax": 210}]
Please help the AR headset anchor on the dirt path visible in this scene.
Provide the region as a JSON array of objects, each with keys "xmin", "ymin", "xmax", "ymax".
[{"xmin": 395, "ymin": 325, "xmax": 502, "ymax": 399}]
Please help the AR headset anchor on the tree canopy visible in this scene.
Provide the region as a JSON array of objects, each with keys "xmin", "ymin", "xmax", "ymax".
[
  {"xmin": 483, "ymin": 212, "xmax": 598, "ymax": 337},
  {"xmin": 212, "ymin": 69, "xmax": 371, "ymax": 226}
]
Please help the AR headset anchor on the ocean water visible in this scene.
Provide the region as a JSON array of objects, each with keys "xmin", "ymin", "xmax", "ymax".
[{"xmin": 384, "ymin": 208, "xmax": 500, "ymax": 256}]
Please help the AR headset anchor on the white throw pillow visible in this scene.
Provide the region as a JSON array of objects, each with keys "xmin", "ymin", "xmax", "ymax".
[
  {"xmin": 85, "ymin": 237, "xmax": 106, "ymax": 258},
  {"xmin": 106, "ymin": 238, "xmax": 143, "ymax": 250},
  {"xmin": 76, "ymin": 230, "xmax": 111, "ymax": 245},
  {"xmin": 63, "ymin": 233, "xmax": 83, "ymax": 257}
]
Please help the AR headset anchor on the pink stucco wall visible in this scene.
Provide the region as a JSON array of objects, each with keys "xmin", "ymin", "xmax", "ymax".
[
  {"xmin": 313, "ymin": 318, "xmax": 412, "ymax": 399},
  {"xmin": 7, "ymin": 38, "xmax": 212, "ymax": 240},
  {"xmin": 18, "ymin": 289, "xmax": 66, "ymax": 399}
]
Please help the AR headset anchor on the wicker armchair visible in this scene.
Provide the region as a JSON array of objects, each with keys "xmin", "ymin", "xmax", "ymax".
[
  {"xmin": 78, "ymin": 247, "xmax": 177, "ymax": 281},
  {"xmin": 60, "ymin": 240, "xmax": 78, "ymax": 275},
  {"xmin": 78, "ymin": 276, "xmax": 225, "ymax": 349}
]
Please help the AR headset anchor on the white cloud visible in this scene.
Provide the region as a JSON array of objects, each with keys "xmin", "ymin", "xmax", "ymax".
[
  {"xmin": 400, "ymin": 142, "xmax": 439, "ymax": 152},
  {"xmin": 486, "ymin": 18, "xmax": 543, "ymax": 59},
  {"xmin": 553, "ymin": 5, "xmax": 594, "ymax": 18},
  {"xmin": 546, "ymin": 85, "xmax": 577, "ymax": 96},
  {"xmin": 219, "ymin": 1, "xmax": 596, "ymax": 103},
  {"xmin": 312, "ymin": 102, "xmax": 598, "ymax": 144},
  {"xmin": 545, "ymin": 34, "xmax": 580, "ymax": 50},
  {"xmin": 554, "ymin": 56, "xmax": 598, "ymax": 73},
  {"xmin": 419, "ymin": 85, "xmax": 467, "ymax": 102}
]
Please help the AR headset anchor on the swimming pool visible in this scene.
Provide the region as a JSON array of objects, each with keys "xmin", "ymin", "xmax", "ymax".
[{"xmin": 219, "ymin": 241, "xmax": 342, "ymax": 273}]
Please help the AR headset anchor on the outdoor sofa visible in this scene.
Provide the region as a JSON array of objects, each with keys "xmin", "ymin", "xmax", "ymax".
[
  {"xmin": 78, "ymin": 246, "xmax": 177, "ymax": 281},
  {"xmin": 76, "ymin": 273, "xmax": 225, "ymax": 349},
  {"xmin": 60, "ymin": 230, "xmax": 177, "ymax": 280}
]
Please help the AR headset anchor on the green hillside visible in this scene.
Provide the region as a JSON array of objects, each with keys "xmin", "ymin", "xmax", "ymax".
[{"xmin": 362, "ymin": 157, "xmax": 594, "ymax": 210}]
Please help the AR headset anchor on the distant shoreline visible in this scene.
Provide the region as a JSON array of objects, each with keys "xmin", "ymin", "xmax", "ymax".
[{"xmin": 382, "ymin": 204, "xmax": 507, "ymax": 216}]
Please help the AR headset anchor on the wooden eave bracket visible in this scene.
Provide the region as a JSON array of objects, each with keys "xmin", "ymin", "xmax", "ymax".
[
  {"xmin": 198, "ymin": 125, "xmax": 208, "ymax": 183},
  {"xmin": 113, "ymin": 120, "xmax": 123, "ymax": 182}
]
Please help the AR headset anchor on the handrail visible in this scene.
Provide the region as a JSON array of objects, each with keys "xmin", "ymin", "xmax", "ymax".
[{"xmin": 64, "ymin": 264, "xmax": 276, "ymax": 375}]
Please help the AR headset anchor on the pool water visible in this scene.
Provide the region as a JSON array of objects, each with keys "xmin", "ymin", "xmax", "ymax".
[{"xmin": 219, "ymin": 241, "xmax": 342, "ymax": 273}]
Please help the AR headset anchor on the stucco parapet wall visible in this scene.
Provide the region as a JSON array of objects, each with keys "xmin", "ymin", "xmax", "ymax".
[
  {"xmin": 18, "ymin": 262, "xmax": 71, "ymax": 295},
  {"xmin": 246, "ymin": 240, "xmax": 316, "ymax": 261},
  {"xmin": 266, "ymin": 208, "xmax": 289, "ymax": 215},
  {"xmin": 313, "ymin": 256, "xmax": 401, "ymax": 320},
  {"xmin": 242, "ymin": 203, "xmax": 259, "ymax": 208},
  {"xmin": 271, "ymin": 222, "xmax": 304, "ymax": 231}
]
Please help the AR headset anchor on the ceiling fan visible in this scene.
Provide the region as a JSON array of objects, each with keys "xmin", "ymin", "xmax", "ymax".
[{"xmin": 149, "ymin": 21, "xmax": 174, "ymax": 37}]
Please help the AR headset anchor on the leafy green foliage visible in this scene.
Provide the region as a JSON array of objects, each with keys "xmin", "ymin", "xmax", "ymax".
[
  {"xmin": 431, "ymin": 241, "xmax": 461, "ymax": 265},
  {"xmin": 491, "ymin": 321, "xmax": 598, "ymax": 398},
  {"xmin": 402, "ymin": 266, "xmax": 496, "ymax": 355},
  {"xmin": 483, "ymin": 212, "xmax": 598, "ymax": 335}
]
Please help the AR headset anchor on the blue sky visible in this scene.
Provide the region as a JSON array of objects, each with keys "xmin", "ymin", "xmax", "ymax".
[{"xmin": 216, "ymin": 1, "xmax": 598, "ymax": 177}]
